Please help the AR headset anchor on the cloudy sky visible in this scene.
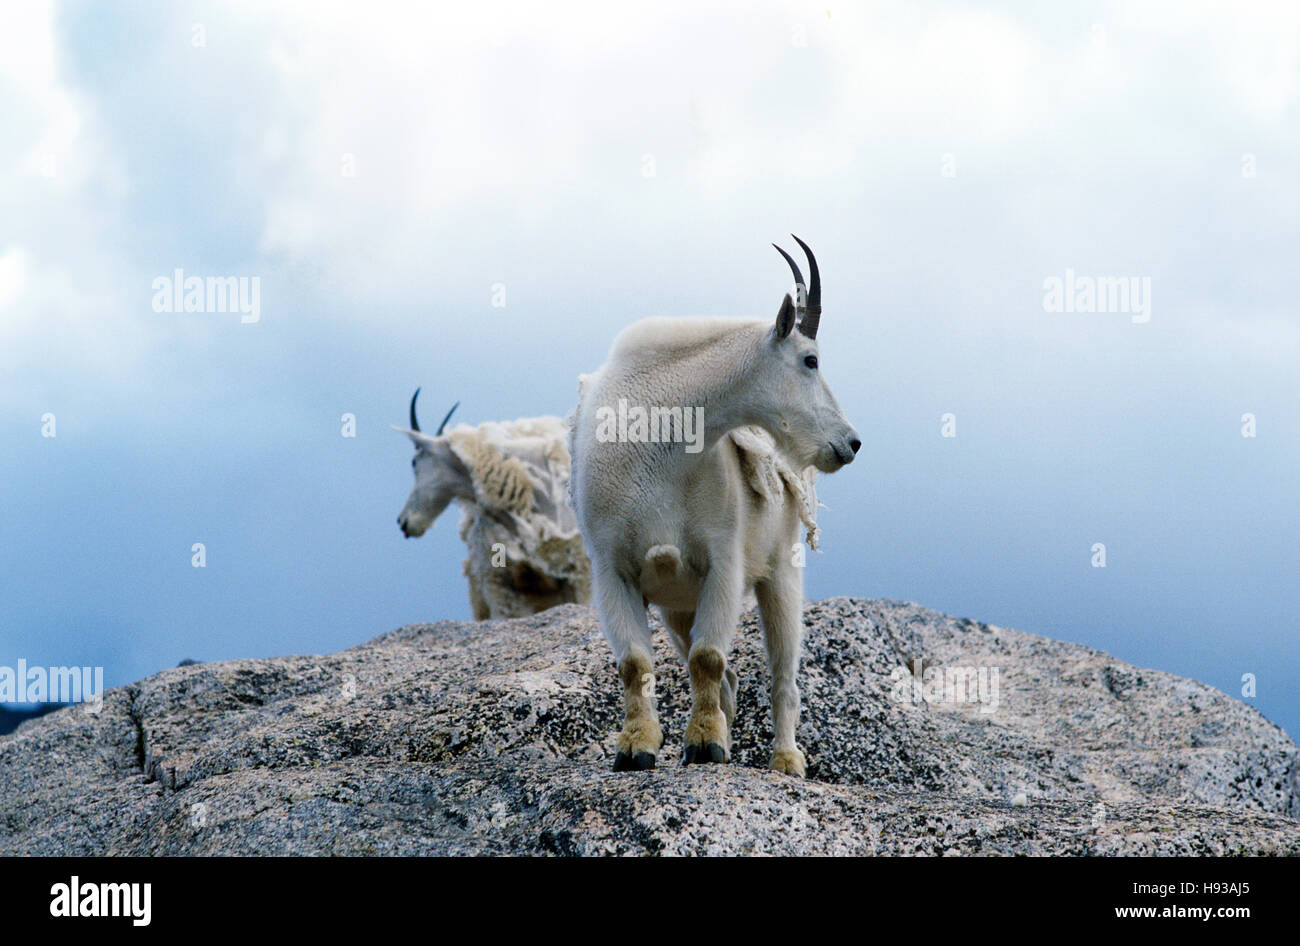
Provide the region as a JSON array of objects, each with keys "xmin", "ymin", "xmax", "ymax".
[{"xmin": 2, "ymin": 1, "xmax": 1297, "ymax": 737}]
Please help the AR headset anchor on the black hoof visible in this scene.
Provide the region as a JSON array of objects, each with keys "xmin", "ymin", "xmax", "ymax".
[
  {"xmin": 682, "ymin": 742, "xmax": 727, "ymax": 765},
  {"xmin": 613, "ymin": 750, "xmax": 657, "ymax": 772}
]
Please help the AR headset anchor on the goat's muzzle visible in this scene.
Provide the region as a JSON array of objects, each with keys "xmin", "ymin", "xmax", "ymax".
[{"xmin": 826, "ymin": 428, "xmax": 861, "ymax": 469}]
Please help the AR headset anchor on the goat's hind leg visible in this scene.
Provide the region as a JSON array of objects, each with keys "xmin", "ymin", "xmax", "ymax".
[
  {"xmin": 597, "ymin": 571, "xmax": 663, "ymax": 772},
  {"xmin": 721, "ymin": 663, "xmax": 738, "ymax": 729},
  {"xmin": 756, "ymin": 565, "xmax": 807, "ymax": 777}
]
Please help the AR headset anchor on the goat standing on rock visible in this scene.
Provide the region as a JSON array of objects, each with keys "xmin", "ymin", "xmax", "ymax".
[{"xmin": 569, "ymin": 237, "xmax": 860, "ymax": 776}]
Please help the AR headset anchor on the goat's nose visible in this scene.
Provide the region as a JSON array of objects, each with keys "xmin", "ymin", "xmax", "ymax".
[{"xmin": 849, "ymin": 438, "xmax": 862, "ymax": 455}]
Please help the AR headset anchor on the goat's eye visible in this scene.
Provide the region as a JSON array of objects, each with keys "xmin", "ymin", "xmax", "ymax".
[{"xmin": 804, "ymin": 355, "xmax": 819, "ymax": 370}]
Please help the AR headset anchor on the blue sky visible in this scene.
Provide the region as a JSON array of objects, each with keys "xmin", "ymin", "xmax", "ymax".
[{"xmin": 2, "ymin": 1, "xmax": 1297, "ymax": 738}]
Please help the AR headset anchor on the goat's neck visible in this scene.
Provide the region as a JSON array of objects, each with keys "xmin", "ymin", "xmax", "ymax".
[{"xmin": 657, "ymin": 327, "xmax": 771, "ymax": 468}]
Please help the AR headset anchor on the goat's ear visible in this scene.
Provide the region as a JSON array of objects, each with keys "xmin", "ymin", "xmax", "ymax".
[
  {"xmin": 774, "ymin": 293, "xmax": 796, "ymax": 340},
  {"xmin": 392, "ymin": 425, "xmax": 434, "ymax": 449}
]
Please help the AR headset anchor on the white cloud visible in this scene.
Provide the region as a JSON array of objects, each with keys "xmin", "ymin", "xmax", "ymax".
[
  {"xmin": 0, "ymin": 247, "xmax": 31, "ymax": 311},
  {"xmin": 0, "ymin": 1, "xmax": 90, "ymax": 191},
  {"xmin": 1, "ymin": 0, "xmax": 1296, "ymax": 409}
]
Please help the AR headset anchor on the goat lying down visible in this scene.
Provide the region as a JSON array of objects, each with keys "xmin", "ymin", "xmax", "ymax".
[
  {"xmin": 395, "ymin": 393, "xmax": 591, "ymax": 619},
  {"xmin": 569, "ymin": 237, "xmax": 860, "ymax": 776}
]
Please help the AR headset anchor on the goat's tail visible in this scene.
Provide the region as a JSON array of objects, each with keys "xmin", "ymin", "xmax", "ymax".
[{"xmin": 644, "ymin": 544, "xmax": 682, "ymax": 580}]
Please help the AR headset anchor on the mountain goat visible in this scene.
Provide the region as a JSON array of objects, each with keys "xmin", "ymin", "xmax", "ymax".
[
  {"xmin": 395, "ymin": 391, "xmax": 591, "ymax": 619},
  {"xmin": 569, "ymin": 236, "xmax": 860, "ymax": 776}
]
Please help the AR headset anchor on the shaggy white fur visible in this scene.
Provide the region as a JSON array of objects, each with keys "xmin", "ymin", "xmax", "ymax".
[{"xmin": 397, "ymin": 414, "xmax": 591, "ymax": 620}]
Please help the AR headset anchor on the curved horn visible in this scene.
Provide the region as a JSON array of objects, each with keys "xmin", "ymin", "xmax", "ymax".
[
  {"xmin": 409, "ymin": 387, "xmax": 422, "ymax": 432},
  {"xmin": 435, "ymin": 401, "xmax": 460, "ymax": 436},
  {"xmin": 791, "ymin": 234, "xmax": 821, "ymax": 338},
  {"xmin": 772, "ymin": 243, "xmax": 807, "ymax": 308}
]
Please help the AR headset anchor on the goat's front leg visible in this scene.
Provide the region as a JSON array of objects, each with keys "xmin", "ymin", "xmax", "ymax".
[
  {"xmin": 662, "ymin": 608, "xmax": 738, "ymax": 728},
  {"xmin": 755, "ymin": 560, "xmax": 807, "ymax": 777},
  {"xmin": 614, "ymin": 650, "xmax": 661, "ymax": 771},
  {"xmin": 682, "ymin": 557, "xmax": 743, "ymax": 765},
  {"xmin": 595, "ymin": 568, "xmax": 662, "ymax": 771}
]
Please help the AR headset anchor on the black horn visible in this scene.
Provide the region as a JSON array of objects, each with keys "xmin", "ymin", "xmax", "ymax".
[
  {"xmin": 409, "ymin": 387, "xmax": 422, "ymax": 432},
  {"xmin": 772, "ymin": 243, "xmax": 807, "ymax": 308},
  {"xmin": 790, "ymin": 234, "xmax": 821, "ymax": 338},
  {"xmin": 435, "ymin": 401, "xmax": 460, "ymax": 436}
]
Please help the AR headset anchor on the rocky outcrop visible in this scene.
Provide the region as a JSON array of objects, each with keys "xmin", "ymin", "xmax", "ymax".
[{"xmin": 2, "ymin": 598, "xmax": 1297, "ymax": 855}]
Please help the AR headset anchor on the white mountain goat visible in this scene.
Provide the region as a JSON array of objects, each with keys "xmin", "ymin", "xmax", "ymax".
[
  {"xmin": 395, "ymin": 391, "xmax": 591, "ymax": 619},
  {"xmin": 569, "ymin": 236, "xmax": 860, "ymax": 775}
]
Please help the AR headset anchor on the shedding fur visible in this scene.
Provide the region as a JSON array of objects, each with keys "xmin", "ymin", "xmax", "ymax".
[
  {"xmin": 728, "ymin": 425, "xmax": 821, "ymax": 551},
  {"xmin": 447, "ymin": 429, "xmax": 535, "ymax": 516},
  {"xmin": 397, "ymin": 412, "xmax": 592, "ymax": 620}
]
